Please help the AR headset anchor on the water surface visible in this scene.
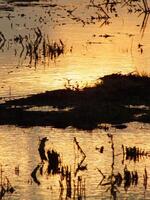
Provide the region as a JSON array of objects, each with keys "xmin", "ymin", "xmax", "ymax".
[{"xmin": 0, "ymin": 0, "xmax": 150, "ymax": 199}]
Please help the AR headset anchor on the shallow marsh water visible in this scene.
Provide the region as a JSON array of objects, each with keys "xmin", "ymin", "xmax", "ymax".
[
  {"xmin": 1, "ymin": 123, "xmax": 150, "ymax": 199},
  {"xmin": 0, "ymin": 0, "xmax": 150, "ymax": 97},
  {"xmin": 0, "ymin": 0, "xmax": 150, "ymax": 199}
]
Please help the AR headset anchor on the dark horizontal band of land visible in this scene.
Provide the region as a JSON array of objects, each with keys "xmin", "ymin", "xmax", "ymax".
[{"xmin": 0, "ymin": 73, "xmax": 150, "ymax": 130}]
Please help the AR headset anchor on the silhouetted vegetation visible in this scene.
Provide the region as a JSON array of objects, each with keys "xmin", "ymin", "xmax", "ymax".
[
  {"xmin": 31, "ymin": 137, "xmax": 86, "ymax": 199},
  {"xmin": 124, "ymin": 165, "xmax": 138, "ymax": 192},
  {"xmin": 13, "ymin": 28, "xmax": 65, "ymax": 67},
  {"xmin": 31, "ymin": 136, "xmax": 62, "ymax": 185},
  {"xmin": 0, "ymin": 164, "xmax": 15, "ymax": 199},
  {"xmin": 31, "ymin": 164, "xmax": 41, "ymax": 185},
  {"xmin": 47, "ymin": 149, "xmax": 61, "ymax": 175},
  {"xmin": 97, "ymin": 134, "xmax": 145, "ymax": 199},
  {"xmin": 122, "ymin": 145, "xmax": 148, "ymax": 162},
  {"xmin": 0, "ymin": 73, "xmax": 150, "ymax": 130},
  {"xmin": 38, "ymin": 137, "xmax": 48, "ymax": 162}
]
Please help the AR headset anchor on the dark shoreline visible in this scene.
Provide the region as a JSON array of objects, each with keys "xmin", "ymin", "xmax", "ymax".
[{"xmin": 0, "ymin": 73, "xmax": 150, "ymax": 130}]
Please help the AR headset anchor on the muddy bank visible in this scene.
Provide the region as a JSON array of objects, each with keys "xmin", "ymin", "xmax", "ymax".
[{"xmin": 0, "ymin": 73, "xmax": 150, "ymax": 130}]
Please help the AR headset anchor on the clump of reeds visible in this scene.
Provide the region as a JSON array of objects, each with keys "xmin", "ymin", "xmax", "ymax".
[
  {"xmin": 0, "ymin": 164, "xmax": 15, "ymax": 199},
  {"xmin": 124, "ymin": 165, "xmax": 138, "ymax": 191},
  {"xmin": 31, "ymin": 137, "xmax": 62, "ymax": 186},
  {"xmin": 44, "ymin": 39, "xmax": 64, "ymax": 60},
  {"xmin": 64, "ymin": 79, "xmax": 82, "ymax": 91},
  {"xmin": 73, "ymin": 176, "xmax": 86, "ymax": 199},
  {"xmin": 13, "ymin": 28, "xmax": 65, "ymax": 67},
  {"xmin": 64, "ymin": 166, "xmax": 72, "ymax": 198},
  {"xmin": 38, "ymin": 137, "xmax": 48, "ymax": 162},
  {"xmin": 31, "ymin": 164, "xmax": 41, "ymax": 185},
  {"xmin": 73, "ymin": 137, "xmax": 87, "ymax": 177},
  {"xmin": 38, "ymin": 137, "xmax": 62, "ymax": 175},
  {"xmin": 47, "ymin": 149, "xmax": 61, "ymax": 175},
  {"xmin": 26, "ymin": 29, "xmax": 64, "ymax": 66},
  {"xmin": 25, "ymin": 27, "xmax": 42, "ymax": 66},
  {"xmin": 0, "ymin": 32, "xmax": 6, "ymax": 50},
  {"xmin": 31, "ymin": 137, "xmax": 86, "ymax": 199},
  {"xmin": 143, "ymin": 167, "xmax": 148, "ymax": 190},
  {"xmin": 122, "ymin": 145, "xmax": 148, "ymax": 162}
]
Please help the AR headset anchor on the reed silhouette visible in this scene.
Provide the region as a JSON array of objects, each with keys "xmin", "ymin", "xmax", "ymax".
[
  {"xmin": 31, "ymin": 137, "xmax": 86, "ymax": 199},
  {"xmin": 47, "ymin": 149, "xmax": 61, "ymax": 175},
  {"xmin": 122, "ymin": 145, "xmax": 148, "ymax": 162},
  {"xmin": 97, "ymin": 134, "xmax": 145, "ymax": 199},
  {"xmin": 38, "ymin": 137, "xmax": 48, "ymax": 162},
  {"xmin": 0, "ymin": 32, "xmax": 6, "ymax": 50},
  {"xmin": 0, "ymin": 164, "xmax": 15, "ymax": 199}
]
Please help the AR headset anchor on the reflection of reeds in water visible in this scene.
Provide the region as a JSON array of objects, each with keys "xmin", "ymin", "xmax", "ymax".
[
  {"xmin": 0, "ymin": 164, "xmax": 15, "ymax": 199},
  {"xmin": 122, "ymin": 145, "xmax": 148, "ymax": 162},
  {"xmin": 139, "ymin": 0, "xmax": 150, "ymax": 38},
  {"xmin": 13, "ymin": 28, "xmax": 65, "ymax": 67},
  {"xmin": 98, "ymin": 134, "xmax": 120, "ymax": 200},
  {"xmin": 1, "ymin": 0, "xmax": 149, "ymax": 65},
  {"xmin": 58, "ymin": 138, "xmax": 86, "ymax": 199},
  {"xmin": 31, "ymin": 137, "xmax": 86, "ymax": 199},
  {"xmin": 98, "ymin": 162, "xmax": 145, "ymax": 198},
  {"xmin": 25, "ymin": 29, "xmax": 65, "ymax": 67},
  {"xmin": 38, "ymin": 137, "xmax": 48, "ymax": 162},
  {"xmin": 73, "ymin": 137, "xmax": 87, "ymax": 177},
  {"xmin": 124, "ymin": 165, "xmax": 138, "ymax": 192},
  {"xmin": 88, "ymin": 0, "xmax": 111, "ymax": 27},
  {"xmin": 28, "ymin": 134, "xmax": 150, "ymax": 199},
  {"xmin": 73, "ymin": 176, "xmax": 86, "ymax": 200},
  {"xmin": 43, "ymin": 39, "xmax": 64, "ymax": 61},
  {"xmin": 59, "ymin": 166, "xmax": 86, "ymax": 200},
  {"xmin": 143, "ymin": 167, "xmax": 148, "ymax": 190},
  {"xmin": 0, "ymin": 32, "xmax": 6, "ymax": 50},
  {"xmin": 31, "ymin": 164, "xmax": 41, "ymax": 185},
  {"xmin": 47, "ymin": 149, "xmax": 61, "ymax": 175},
  {"xmin": 97, "ymin": 134, "xmax": 149, "ymax": 200}
]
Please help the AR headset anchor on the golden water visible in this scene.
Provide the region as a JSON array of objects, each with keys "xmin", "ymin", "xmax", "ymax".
[
  {"xmin": 0, "ymin": 0, "xmax": 150, "ymax": 97},
  {"xmin": 1, "ymin": 123, "xmax": 150, "ymax": 199},
  {"xmin": 0, "ymin": 0, "xmax": 150, "ymax": 199}
]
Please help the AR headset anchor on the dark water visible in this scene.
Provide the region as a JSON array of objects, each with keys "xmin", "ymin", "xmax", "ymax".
[{"xmin": 0, "ymin": 0, "xmax": 150, "ymax": 199}]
